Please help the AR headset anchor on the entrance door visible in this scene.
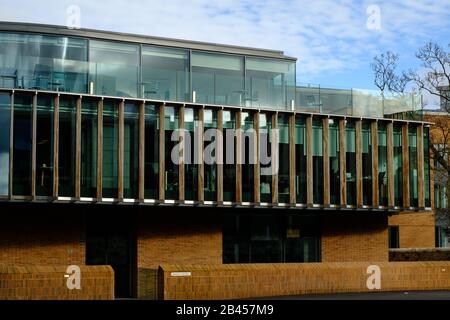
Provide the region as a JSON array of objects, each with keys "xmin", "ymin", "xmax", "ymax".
[{"xmin": 86, "ymin": 217, "xmax": 135, "ymax": 298}]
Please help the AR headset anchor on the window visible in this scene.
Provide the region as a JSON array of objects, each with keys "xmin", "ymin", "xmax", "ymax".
[
  {"xmin": 164, "ymin": 106, "xmax": 179, "ymax": 200},
  {"xmin": 36, "ymin": 95, "xmax": 54, "ymax": 196},
  {"xmin": 0, "ymin": 93, "xmax": 10, "ymax": 196},
  {"xmin": 223, "ymin": 110, "xmax": 236, "ymax": 202},
  {"xmin": 409, "ymin": 126, "xmax": 418, "ymax": 207},
  {"xmin": 81, "ymin": 98, "xmax": 97, "ymax": 198},
  {"xmin": 378, "ymin": 122, "xmax": 388, "ymax": 206},
  {"xmin": 362, "ymin": 121, "xmax": 372, "ymax": 206},
  {"xmin": 388, "ymin": 226, "xmax": 399, "ymax": 248},
  {"xmin": 424, "ymin": 126, "xmax": 431, "ymax": 207},
  {"xmin": 144, "ymin": 105, "xmax": 159, "ymax": 199},
  {"xmin": 192, "ymin": 52, "xmax": 244, "ymax": 106},
  {"xmin": 141, "ymin": 45, "xmax": 189, "ymax": 101},
  {"xmin": 204, "ymin": 109, "xmax": 217, "ymax": 201},
  {"xmin": 102, "ymin": 100, "xmax": 119, "ymax": 198},
  {"xmin": 278, "ymin": 114, "xmax": 290, "ymax": 203},
  {"xmin": 393, "ymin": 125, "xmax": 403, "ymax": 206},
  {"xmin": 295, "ymin": 116, "xmax": 307, "ymax": 204},
  {"xmin": 329, "ymin": 119, "xmax": 340, "ymax": 205},
  {"xmin": 241, "ymin": 112, "xmax": 254, "ymax": 202},
  {"xmin": 123, "ymin": 103, "xmax": 139, "ymax": 198},
  {"xmin": 312, "ymin": 118, "xmax": 323, "ymax": 204},
  {"xmin": 184, "ymin": 107, "xmax": 198, "ymax": 201},
  {"xmin": 346, "ymin": 121, "xmax": 356, "ymax": 205},
  {"xmin": 260, "ymin": 113, "xmax": 272, "ymax": 203},
  {"xmin": 58, "ymin": 96, "xmax": 76, "ymax": 197}
]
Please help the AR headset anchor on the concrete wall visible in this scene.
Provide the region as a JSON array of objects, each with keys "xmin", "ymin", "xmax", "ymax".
[
  {"xmin": 0, "ymin": 265, "xmax": 114, "ymax": 300},
  {"xmin": 159, "ymin": 262, "xmax": 450, "ymax": 300},
  {"xmin": 388, "ymin": 211, "xmax": 435, "ymax": 248}
]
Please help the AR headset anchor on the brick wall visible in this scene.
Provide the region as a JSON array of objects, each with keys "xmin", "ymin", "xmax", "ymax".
[
  {"xmin": 390, "ymin": 248, "xmax": 450, "ymax": 261},
  {"xmin": 159, "ymin": 262, "xmax": 450, "ymax": 300},
  {"xmin": 321, "ymin": 213, "xmax": 389, "ymax": 262},
  {"xmin": 0, "ymin": 203, "xmax": 85, "ymax": 266},
  {"xmin": 388, "ymin": 211, "xmax": 435, "ymax": 248},
  {"xmin": 0, "ymin": 265, "xmax": 114, "ymax": 300}
]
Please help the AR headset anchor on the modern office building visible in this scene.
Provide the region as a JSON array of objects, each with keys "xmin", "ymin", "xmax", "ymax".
[{"xmin": 0, "ymin": 22, "xmax": 433, "ymax": 298}]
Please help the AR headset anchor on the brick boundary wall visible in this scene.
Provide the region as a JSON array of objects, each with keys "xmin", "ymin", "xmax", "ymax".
[
  {"xmin": 158, "ymin": 262, "xmax": 450, "ymax": 300},
  {"xmin": 0, "ymin": 265, "xmax": 114, "ymax": 300},
  {"xmin": 390, "ymin": 248, "xmax": 450, "ymax": 261}
]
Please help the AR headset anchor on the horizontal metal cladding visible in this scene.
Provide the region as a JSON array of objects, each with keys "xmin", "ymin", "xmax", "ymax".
[{"xmin": 0, "ymin": 89, "xmax": 432, "ymax": 212}]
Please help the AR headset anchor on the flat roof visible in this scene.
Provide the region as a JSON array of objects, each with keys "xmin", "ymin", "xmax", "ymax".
[{"xmin": 0, "ymin": 21, "xmax": 297, "ymax": 61}]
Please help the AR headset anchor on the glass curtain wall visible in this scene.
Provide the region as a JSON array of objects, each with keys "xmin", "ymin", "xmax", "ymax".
[
  {"xmin": 144, "ymin": 105, "xmax": 159, "ymax": 199},
  {"xmin": 184, "ymin": 107, "xmax": 198, "ymax": 201},
  {"xmin": 12, "ymin": 94, "xmax": 33, "ymax": 196},
  {"xmin": 89, "ymin": 40, "xmax": 139, "ymax": 98},
  {"xmin": 346, "ymin": 121, "xmax": 356, "ymax": 205},
  {"xmin": 361, "ymin": 121, "xmax": 372, "ymax": 206},
  {"xmin": 204, "ymin": 109, "xmax": 217, "ymax": 201},
  {"xmin": 164, "ymin": 106, "xmax": 179, "ymax": 200},
  {"xmin": 80, "ymin": 98, "xmax": 97, "ymax": 198},
  {"xmin": 223, "ymin": 110, "xmax": 236, "ymax": 202},
  {"xmin": 141, "ymin": 46, "xmax": 189, "ymax": 101},
  {"xmin": 102, "ymin": 100, "xmax": 119, "ymax": 198},
  {"xmin": 409, "ymin": 126, "xmax": 418, "ymax": 207},
  {"xmin": 0, "ymin": 94, "xmax": 10, "ymax": 196},
  {"xmin": 36, "ymin": 95, "xmax": 53, "ymax": 196},
  {"xmin": 260, "ymin": 113, "xmax": 272, "ymax": 203},
  {"xmin": 124, "ymin": 103, "xmax": 139, "ymax": 198},
  {"xmin": 378, "ymin": 122, "xmax": 388, "ymax": 206},
  {"xmin": 312, "ymin": 118, "xmax": 323, "ymax": 204},
  {"xmin": 393, "ymin": 125, "xmax": 403, "ymax": 206},
  {"xmin": 295, "ymin": 116, "xmax": 306, "ymax": 204},
  {"xmin": 0, "ymin": 33, "xmax": 88, "ymax": 92},
  {"xmin": 241, "ymin": 112, "xmax": 254, "ymax": 202},
  {"xmin": 278, "ymin": 114, "xmax": 290, "ymax": 203},
  {"xmin": 424, "ymin": 126, "xmax": 431, "ymax": 207},
  {"xmin": 58, "ymin": 96, "xmax": 76, "ymax": 197},
  {"xmin": 192, "ymin": 52, "xmax": 244, "ymax": 106},
  {"xmin": 329, "ymin": 119, "xmax": 340, "ymax": 204}
]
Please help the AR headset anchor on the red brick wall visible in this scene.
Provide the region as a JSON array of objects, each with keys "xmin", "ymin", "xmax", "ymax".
[{"xmin": 388, "ymin": 211, "xmax": 435, "ymax": 248}]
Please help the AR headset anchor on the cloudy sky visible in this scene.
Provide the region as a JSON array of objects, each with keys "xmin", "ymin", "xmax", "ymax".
[{"xmin": 1, "ymin": 0, "xmax": 449, "ymax": 90}]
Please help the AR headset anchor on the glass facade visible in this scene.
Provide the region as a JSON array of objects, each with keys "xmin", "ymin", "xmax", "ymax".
[
  {"xmin": 361, "ymin": 121, "xmax": 372, "ymax": 206},
  {"xmin": 80, "ymin": 98, "xmax": 97, "ymax": 198},
  {"xmin": 144, "ymin": 105, "xmax": 159, "ymax": 199},
  {"xmin": 345, "ymin": 121, "xmax": 356, "ymax": 205},
  {"xmin": 36, "ymin": 95, "xmax": 53, "ymax": 196},
  {"xmin": 141, "ymin": 46, "xmax": 189, "ymax": 101},
  {"xmin": 102, "ymin": 100, "xmax": 119, "ymax": 198},
  {"xmin": 184, "ymin": 107, "xmax": 198, "ymax": 201},
  {"xmin": 0, "ymin": 93, "xmax": 10, "ymax": 195},
  {"xmin": 329, "ymin": 119, "xmax": 340, "ymax": 205},
  {"xmin": 204, "ymin": 109, "xmax": 217, "ymax": 201},
  {"xmin": 260, "ymin": 113, "xmax": 272, "ymax": 203},
  {"xmin": 393, "ymin": 125, "xmax": 403, "ymax": 207},
  {"xmin": 295, "ymin": 116, "xmax": 306, "ymax": 204},
  {"xmin": 378, "ymin": 122, "xmax": 388, "ymax": 206},
  {"xmin": 241, "ymin": 112, "xmax": 254, "ymax": 202},
  {"xmin": 123, "ymin": 103, "xmax": 139, "ymax": 198},
  {"xmin": 409, "ymin": 126, "xmax": 418, "ymax": 207},
  {"xmin": 312, "ymin": 118, "xmax": 323, "ymax": 204},
  {"xmin": 278, "ymin": 114, "xmax": 290, "ymax": 203},
  {"xmin": 58, "ymin": 96, "xmax": 76, "ymax": 197},
  {"xmin": 223, "ymin": 110, "xmax": 236, "ymax": 202},
  {"xmin": 424, "ymin": 126, "xmax": 431, "ymax": 207},
  {"xmin": 164, "ymin": 106, "xmax": 179, "ymax": 200}
]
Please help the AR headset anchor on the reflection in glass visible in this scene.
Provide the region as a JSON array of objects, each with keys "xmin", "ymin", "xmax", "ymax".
[
  {"xmin": 0, "ymin": 94, "xmax": 10, "ymax": 195},
  {"xmin": 393, "ymin": 125, "xmax": 403, "ymax": 206},
  {"xmin": 241, "ymin": 112, "xmax": 254, "ymax": 202},
  {"xmin": 184, "ymin": 107, "xmax": 198, "ymax": 201},
  {"xmin": 260, "ymin": 113, "xmax": 272, "ymax": 203},
  {"xmin": 102, "ymin": 100, "xmax": 119, "ymax": 198},
  {"xmin": 164, "ymin": 106, "xmax": 179, "ymax": 200},
  {"xmin": 59, "ymin": 96, "xmax": 76, "ymax": 197},
  {"xmin": 124, "ymin": 103, "xmax": 139, "ymax": 198},
  {"xmin": 141, "ymin": 46, "xmax": 189, "ymax": 101},
  {"xmin": 223, "ymin": 110, "xmax": 236, "ymax": 201},
  {"xmin": 36, "ymin": 95, "xmax": 53, "ymax": 196},
  {"xmin": 345, "ymin": 121, "xmax": 356, "ymax": 205},
  {"xmin": 13, "ymin": 94, "xmax": 33, "ymax": 195},
  {"xmin": 89, "ymin": 40, "xmax": 139, "ymax": 98},
  {"xmin": 329, "ymin": 119, "xmax": 340, "ymax": 204},
  {"xmin": 0, "ymin": 33, "xmax": 88, "ymax": 93},
  {"xmin": 192, "ymin": 52, "xmax": 244, "ymax": 106},
  {"xmin": 295, "ymin": 116, "xmax": 307, "ymax": 203},
  {"xmin": 361, "ymin": 121, "xmax": 372, "ymax": 206},
  {"xmin": 278, "ymin": 115, "xmax": 290, "ymax": 203},
  {"xmin": 378, "ymin": 122, "xmax": 388, "ymax": 206},
  {"xmin": 409, "ymin": 126, "xmax": 418, "ymax": 207},
  {"xmin": 204, "ymin": 109, "xmax": 217, "ymax": 201},
  {"xmin": 81, "ymin": 99, "xmax": 97, "ymax": 198},
  {"xmin": 312, "ymin": 119, "xmax": 323, "ymax": 204},
  {"xmin": 144, "ymin": 105, "xmax": 159, "ymax": 199}
]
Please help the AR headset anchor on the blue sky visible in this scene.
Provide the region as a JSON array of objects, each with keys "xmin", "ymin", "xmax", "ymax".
[{"xmin": 0, "ymin": 0, "xmax": 449, "ymax": 91}]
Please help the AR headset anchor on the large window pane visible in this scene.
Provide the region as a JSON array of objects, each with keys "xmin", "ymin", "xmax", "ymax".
[
  {"xmin": 184, "ymin": 107, "xmax": 198, "ymax": 201},
  {"xmin": 13, "ymin": 94, "xmax": 32, "ymax": 195},
  {"xmin": 164, "ymin": 106, "xmax": 179, "ymax": 200},
  {"xmin": 0, "ymin": 33, "xmax": 88, "ymax": 92},
  {"xmin": 144, "ymin": 105, "xmax": 159, "ymax": 199},
  {"xmin": 245, "ymin": 58, "xmax": 295, "ymax": 110},
  {"xmin": 102, "ymin": 100, "xmax": 119, "ymax": 198},
  {"xmin": 36, "ymin": 95, "xmax": 53, "ymax": 196},
  {"xmin": 141, "ymin": 46, "xmax": 189, "ymax": 101},
  {"xmin": 378, "ymin": 122, "xmax": 388, "ymax": 206},
  {"xmin": 241, "ymin": 112, "xmax": 254, "ymax": 202},
  {"xmin": 329, "ymin": 119, "xmax": 340, "ymax": 205},
  {"xmin": 81, "ymin": 98, "xmax": 97, "ymax": 198},
  {"xmin": 260, "ymin": 113, "xmax": 272, "ymax": 203},
  {"xmin": 393, "ymin": 125, "xmax": 403, "ymax": 206},
  {"xmin": 295, "ymin": 116, "xmax": 307, "ymax": 203},
  {"xmin": 204, "ymin": 109, "xmax": 217, "ymax": 201},
  {"xmin": 124, "ymin": 103, "xmax": 139, "ymax": 198},
  {"xmin": 223, "ymin": 110, "xmax": 236, "ymax": 201},
  {"xmin": 346, "ymin": 121, "xmax": 356, "ymax": 205},
  {"xmin": 409, "ymin": 126, "xmax": 418, "ymax": 207},
  {"xmin": 278, "ymin": 114, "xmax": 290, "ymax": 203},
  {"xmin": 192, "ymin": 52, "xmax": 244, "ymax": 106},
  {"xmin": 312, "ymin": 119, "xmax": 323, "ymax": 204},
  {"xmin": 59, "ymin": 96, "xmax": 76, "ymax": 197},
  {"xmin": 362, "ymin": 121, "xmax": 372, "ymax": 206},
  {"xmin": 424, "ymin": 126, "xmax": 431, "ymax": 207},
  {"xmin": 89, "ymin": 40, "xmax": 139, "ymax": 98},
  {"xmin": 0, "ymin": 94, "xmax": 11, "ymax": 196}
]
